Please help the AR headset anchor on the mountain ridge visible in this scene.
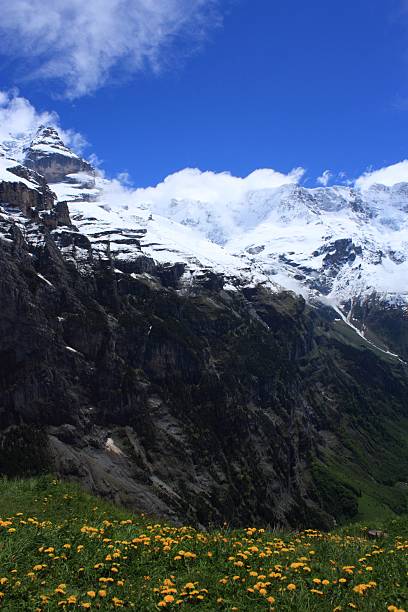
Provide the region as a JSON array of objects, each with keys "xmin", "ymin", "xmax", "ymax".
[{"xmin": 3, "ymin": 124, "xmax": 406, "ymax": 360}]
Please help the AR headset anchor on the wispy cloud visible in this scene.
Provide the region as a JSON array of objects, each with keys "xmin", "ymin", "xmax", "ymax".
[
  {"xmin": 355, "ymin": 160, "xmax": 408, "ymax": 190},
  {"xmin": 0, "ymin": 0, "xmax": 222, "ymax": 99},
  {"xmin": 316, "ymin": 170, "xmax": 332, "ymax": 187}
]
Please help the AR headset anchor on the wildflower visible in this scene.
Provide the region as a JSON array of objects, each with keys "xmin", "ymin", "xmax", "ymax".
[
  {"xmin": 287, "ymin": 583, "xmax": 296, "ymax": 591},
  {"xmin": 87, "ymin": 591, "xmax": 96, "ymax": 598},
  {"xmin": 81, "ymin": 603, "xmax": 91, "ymax": 609},
  {"xmin": 98, "ymin": 590, "xmax": 107, "ymax": 598},
  {"xmin": 112, "ymin": 597, "xmax": 124, "ymax": 607}
]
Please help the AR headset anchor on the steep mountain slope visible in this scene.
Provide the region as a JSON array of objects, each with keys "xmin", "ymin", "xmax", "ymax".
[{"xmin": 0, "ymin": 126, "xmax": 407, "ymax": 527}]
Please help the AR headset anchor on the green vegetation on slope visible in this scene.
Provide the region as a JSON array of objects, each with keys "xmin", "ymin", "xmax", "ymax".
[{"xmin": 0, "ymin": 477, "xmax": 406, "ymax": 611}]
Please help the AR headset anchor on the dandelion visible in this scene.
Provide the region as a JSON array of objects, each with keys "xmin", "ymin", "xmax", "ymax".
[{"xmin": 112, "ymin": 597, "xmax": 124, "ymax": 607}]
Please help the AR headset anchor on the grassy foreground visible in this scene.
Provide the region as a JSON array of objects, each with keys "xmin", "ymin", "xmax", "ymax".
[{"xmin": 0, "ymin": 477, "xmax": 406, "ymax": 611}]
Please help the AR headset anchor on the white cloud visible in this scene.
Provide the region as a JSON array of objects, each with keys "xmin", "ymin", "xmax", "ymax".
[
  {"xmin": 0, "ymin": 0, "xmax": 221, "ymax": 98},
  {"xmin": 132, "ymin": 167, "xmax": 305, "ymax": 208},
  {"xmin": 317, "ymin": 169, "xmax": 332, "ymax": 187},
  {"xmin": 0, "ymin": 90, "xmax": 87, "ymax": 156},
  {"xmin": 123, "ymin": 167, "xmax": 305, "ymax": 242},
  {"xmin": 355, "ymin": 160, "xmax": 408, "ymax": 190}
]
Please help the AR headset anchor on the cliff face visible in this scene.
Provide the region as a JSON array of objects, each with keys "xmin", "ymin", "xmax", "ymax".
[
  {"xmin": 0, "ymin": 163, "xmax": 56, "ymax": 216},
  {"xmin": 0, "ymin": 221, "xmax": 407, "ymax": 529}
]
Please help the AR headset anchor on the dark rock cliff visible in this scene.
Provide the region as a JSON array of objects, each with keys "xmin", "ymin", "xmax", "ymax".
[{"xmin": 0, "ymin": 222, "xmax": 407, "ymax": 529}]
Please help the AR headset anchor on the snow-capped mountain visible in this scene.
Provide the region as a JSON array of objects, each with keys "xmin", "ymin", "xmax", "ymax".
[{"xmin": 1, "ymin": 125, "xmax": 408, "ymax": 312}]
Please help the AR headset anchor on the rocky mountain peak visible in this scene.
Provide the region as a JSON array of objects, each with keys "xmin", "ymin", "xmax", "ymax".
[
  {"xmin": 31, "ymin": 125, "xmax": 67, "ymax": 149},
  {"xmin": 24, "ymin": 125, "xmax": 94, "ymax": 183}
]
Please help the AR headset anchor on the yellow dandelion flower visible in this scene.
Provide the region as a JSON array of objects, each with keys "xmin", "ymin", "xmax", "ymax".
[{"xmin": 112, "ymin": 597, "xmax": 124, "ymax": 607}]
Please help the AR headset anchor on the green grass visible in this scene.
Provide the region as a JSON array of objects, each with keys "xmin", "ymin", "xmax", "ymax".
[{"xmin": 0, "ymin": 476, "xmax": 407, "ymax": 611}]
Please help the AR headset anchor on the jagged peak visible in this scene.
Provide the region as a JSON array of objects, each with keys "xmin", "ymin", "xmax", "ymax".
[{"xmin": 28, "ymin": 125, "xmax": 78, "ymax": 160}]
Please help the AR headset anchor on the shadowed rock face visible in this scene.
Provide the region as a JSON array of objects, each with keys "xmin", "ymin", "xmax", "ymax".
[
  {"xmin": 0, "ymin": 178, "xmax": 71, "ymax": 230},
  {"xmin": 0, "ymin": 180, "xmax": 45, "ymax": 215},
  {"xmin": 0, "ymin": 220, "xmax": 407, "ymax": 529},
  {"xmin": 0, "ymin": 164, "xmax": 56, "ymax": 215}
]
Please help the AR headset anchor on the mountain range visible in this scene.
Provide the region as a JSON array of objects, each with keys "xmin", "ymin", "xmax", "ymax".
[{"xmin": 0, "ymin": 125, "xmax": 407, "ymax": 527}]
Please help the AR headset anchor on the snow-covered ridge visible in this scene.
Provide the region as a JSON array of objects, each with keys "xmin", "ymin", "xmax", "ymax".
[{"xmin": 1, "ymin": 125, "xmax": 408, "ymax": 311}]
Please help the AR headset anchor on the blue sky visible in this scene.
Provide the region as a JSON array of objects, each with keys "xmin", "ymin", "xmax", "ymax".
[{"xmin": 0, "ymin": 0, "xmax": 407, "ymax": 188}]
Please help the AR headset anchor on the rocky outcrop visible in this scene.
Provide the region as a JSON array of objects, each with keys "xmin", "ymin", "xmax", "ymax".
[
  {"xmin": 0, "ymin": 159, "xmax": 58, "ymax": 222},
  {"xmin": 0, "ymin": 180, "xmax": 44, "ymax": 216}
]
